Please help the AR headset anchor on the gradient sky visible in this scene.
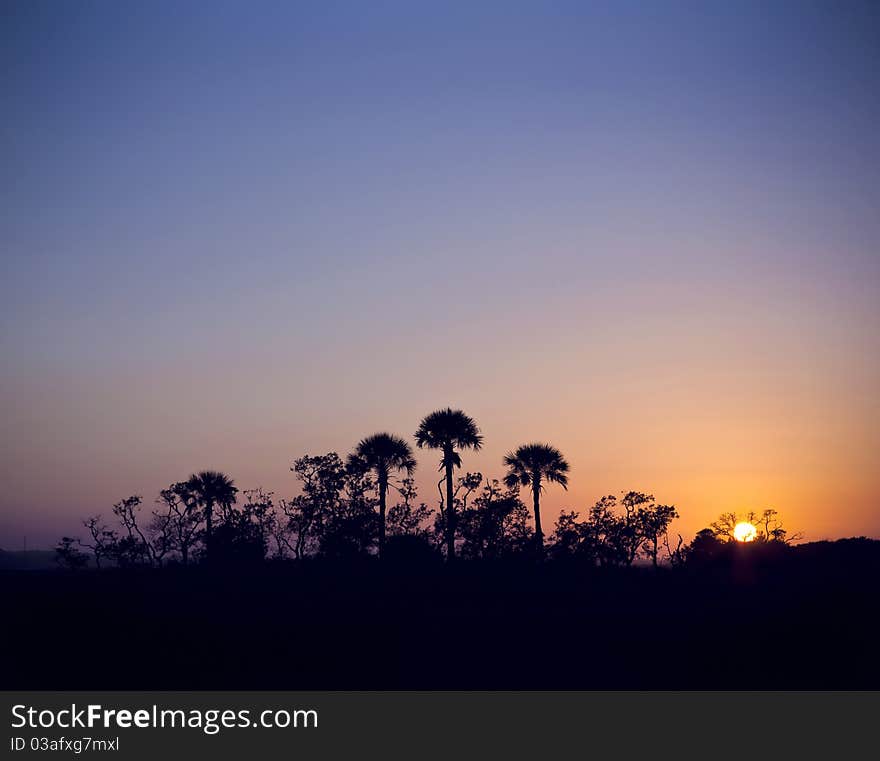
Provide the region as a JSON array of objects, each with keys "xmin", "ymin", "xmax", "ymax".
[{"xmin": 2, "ymin": 1, "xmax": 879, "ymax": 549}]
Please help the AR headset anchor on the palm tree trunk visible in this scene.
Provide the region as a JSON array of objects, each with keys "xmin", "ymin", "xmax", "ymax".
[
  {"xmin": 532, "ymin": 481, "xmax": 544, "ymax": 561},
  {"xmin": 205, "ymin": 503, "xmax": 213, "ymax": 563},
  {"xmin": 445, "ymin": 458, "xmax": 455, "ymax": 561},
  {"xmin": 378, "ymin": 476, "xmax": 387, "ymax": 558}
]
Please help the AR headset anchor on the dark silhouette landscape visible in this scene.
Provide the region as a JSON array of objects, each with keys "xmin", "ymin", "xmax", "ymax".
[{"xmin": 3, "ymin": 409, "xmax": 878, "ymax": 689}]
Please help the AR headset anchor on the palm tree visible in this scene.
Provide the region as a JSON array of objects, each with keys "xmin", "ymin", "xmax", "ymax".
[
  {"xmin": 348, "ymin": 433, "xmax": 416, "ymax": 557},
  {"xmin": 414, "ymin": 408, "xmax": 483, "ymax": 560},
  {"xmin": 503, "ymin": 443, "xmax": 569, "ymax": 560},
  {"xmin": 186, "ymin": 470, "xmax": 238, "ymax": 561}
]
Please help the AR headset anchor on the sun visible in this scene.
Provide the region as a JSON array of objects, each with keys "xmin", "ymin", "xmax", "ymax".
[{"xmin": 733, "ymin": 522, "xmax": 757, "ymax": 542}]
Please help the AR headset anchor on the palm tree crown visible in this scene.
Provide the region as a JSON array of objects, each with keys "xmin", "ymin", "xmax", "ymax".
[
  {"xmin": 185, "ymin": 470, "xmax": 237, "ymax": 561},
  {"xmin": 414, "ymin": 407, "xmax": 483, "ymax": 468},
  {"xmin": 503, "ymin": 443, "xmax": 570, "ymax": 493},
  {"xmin": 348, "ymin": 433, "xmax": 416, "ymax": 483},
  {"xmin": 186, "ymin": 470, "xmax": 238, "ymax": 511}
]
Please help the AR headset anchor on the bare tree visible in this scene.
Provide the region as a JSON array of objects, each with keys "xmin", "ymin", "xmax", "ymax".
[
  {"xmin": 153, "ymin": 482, "xmax": 203, "ymax": 565},
  {"xmin": 79, "ymin": 516, "xmax": 117, "ymax": 569},
  {"xmin": 112, "ymin": 495, "xmax": 154, "ymax": 566}
]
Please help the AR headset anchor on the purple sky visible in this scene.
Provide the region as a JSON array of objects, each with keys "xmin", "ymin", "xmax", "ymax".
[{"xmin": 2, "ymin": 1, "xmax": 879, "ymax": 548}]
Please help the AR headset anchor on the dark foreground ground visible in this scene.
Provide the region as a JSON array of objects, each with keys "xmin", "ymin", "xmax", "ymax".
[{"xmin": 3, "ymin": 539, "xmax": 878, "ymax": 689}]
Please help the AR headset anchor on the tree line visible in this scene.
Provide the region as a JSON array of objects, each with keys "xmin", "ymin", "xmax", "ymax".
[{"xmin": 54, "ymin": 407, "xmax": 796, "ymax": 569}]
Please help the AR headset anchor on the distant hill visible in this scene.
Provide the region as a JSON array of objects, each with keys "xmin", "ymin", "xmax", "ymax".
[{"xmin": 0, "ymin": 548, "xmax": 59, "ymax": 570}]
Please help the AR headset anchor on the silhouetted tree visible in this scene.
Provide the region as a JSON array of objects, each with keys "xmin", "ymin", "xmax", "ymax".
[
  {"xmin": 663, "ymin": 531, "xmax": 686, "ymax": 567},
  {"xmin": 239, "ymin": 488, "xmax": 276, "ymax": 556},
  {"xmin": 80, "ymin": 516, "xmax": 117, "ymax": 569},
  {"xmin": 279, "ymin": 453, "xmax": 347, "ymax": 558},
  {"xmin": 210, "ymin": 488, "xmax": 273, "ymax": 566},
  {"xmin": 276, "ymin": 453, "xmax": 378, "ymax": 559},
  {"xmin": 711, "ymin": 511, "xmax": 751, "ymax": 542},
  {"xmin": 321, "ymin": 457, "xmax": 378, "ymax": 558},
  {"xmin": 429, "ymin": 471, "xmax": 482, "ymax": 553},
  {"xmin": 111, "ymin": 495, "xmax": 153, "ymax": 566},
  {"xmin": 503, "ymin": 443, "xmax": 569, "ymax": 560},
  {"xmin": 348, "ymin": 433, "xmax": 416, "ymax": 558},
  {"xmin": 686, "ymin": 528, "xmax": 725, "ymax": 565},
  {"xmin": 634, "ymin": 499, "xmax": 678, "ymax": 567},
  {"xmin": 55, "ymin": 537, "xmax": 88, "ymax": 570},
  {"xmin": 548, "ymin": 491, "xmax": 680, "ymax": 567},
  {"xmin": 548, "ymin": 510, "xmax": 584, "ymax": 560},
  {"xmin": 381, "ymin": 478, "xmax": 438, "ymax": 564},
  {"xmin": 145, "ymin": 507, "xmax": 175, "ymax": 564},
  {"xmin": 275, "ymin": 452, "xmax": 336, "ymax": 560},
  {"xmin": 618, "ymin": 491, "xmax": 654, "ymax": 565},
  {"xmin": 152, "ymin": 482, "xmax": 202, "ymax": 565},
  {"xmin": 585, "ymin": 495, "xmax": 625, "ymax": 566},
  {"xmin": 386, "ymin": 478, "xmax": 435, "ymax": 539},
  {"xmin": 185, "ymin": 470, "xmax": 237, "ymax": 562},
  {"xmin": 458, "ymin": 479, "xmax": 531, "ymax": 560},
  {"xmin": 415, "ymin": 408, "xmax": 483, "ymax": 561},
  {"xmin": 754, "ymin": 508, "xmax": 803, "ymax": 544},
  {"xmin": 710, "ymin": 509, "xmax": 801, "ymax": 545}
]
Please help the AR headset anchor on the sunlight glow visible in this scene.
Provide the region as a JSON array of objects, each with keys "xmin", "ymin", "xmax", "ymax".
[{"xmin": 733, "ymin": 522, "xmax": 757, "ymax": 542}]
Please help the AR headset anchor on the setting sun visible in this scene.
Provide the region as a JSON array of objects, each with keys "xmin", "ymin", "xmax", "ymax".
[{"xmin": 733, "ymin": 522, "xmax": 758, "ymax": 542}]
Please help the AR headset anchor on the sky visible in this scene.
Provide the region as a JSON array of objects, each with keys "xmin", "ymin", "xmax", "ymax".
[{"xmin": 2, "ymin": 0, "xmax": 879, "ymax": 549}]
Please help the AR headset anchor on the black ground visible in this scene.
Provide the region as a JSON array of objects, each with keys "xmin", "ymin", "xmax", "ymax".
[{"xmin": 3, "ymin": 539, "xmax": 878, "ymax": 689}]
